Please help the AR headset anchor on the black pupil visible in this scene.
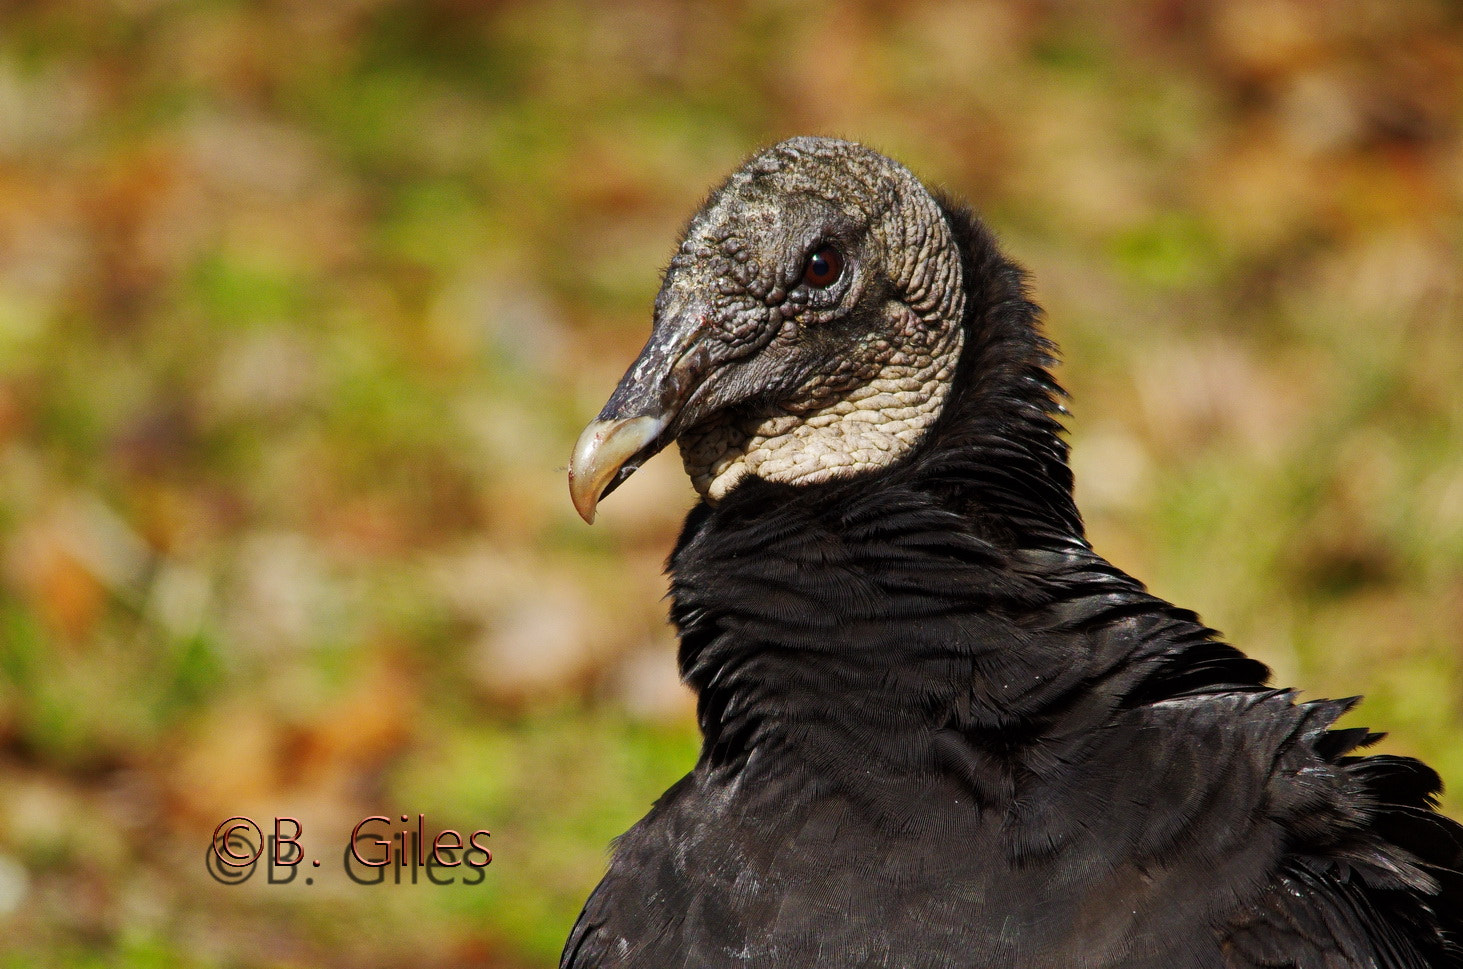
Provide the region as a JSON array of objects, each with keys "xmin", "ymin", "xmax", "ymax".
[{"xmin": 805, "ymin": 247, "xmax": 841, "ymax": 287}]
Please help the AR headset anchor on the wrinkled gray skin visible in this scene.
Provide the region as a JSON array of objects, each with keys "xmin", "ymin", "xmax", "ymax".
[{"xmin": 570, "ymin": 137, "xmax": 967, "ymax": 519}]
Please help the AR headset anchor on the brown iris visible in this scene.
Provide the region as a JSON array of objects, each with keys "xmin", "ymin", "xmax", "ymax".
[{"xmin": 801, "ymin": 245, "xmax": 844, "ymax": 288}]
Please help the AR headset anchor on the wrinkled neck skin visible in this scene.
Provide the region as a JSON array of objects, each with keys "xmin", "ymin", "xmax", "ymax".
[{"xmin": 679, "ymin": 319, "xmax": 965, "ymax": 501}]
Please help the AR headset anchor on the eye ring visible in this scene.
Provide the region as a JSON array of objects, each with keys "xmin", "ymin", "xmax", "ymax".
[{"xmin": 801, "ymin": 245, "xmax": 844, "ymax": 289}]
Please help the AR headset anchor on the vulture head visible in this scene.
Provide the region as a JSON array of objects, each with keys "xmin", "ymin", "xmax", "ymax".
[{"xmin": 569, "ymin": 136, "xmax": 1010, "ymax": 523}]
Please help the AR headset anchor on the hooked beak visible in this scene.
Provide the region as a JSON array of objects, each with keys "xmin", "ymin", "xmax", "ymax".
[
  {"xmin": 568, "ymin": 414, "xmax": 668, "ymax": 524},
  {"xmin": 568, "ymin": 309, "xmax": 710, "ymax": 523}
]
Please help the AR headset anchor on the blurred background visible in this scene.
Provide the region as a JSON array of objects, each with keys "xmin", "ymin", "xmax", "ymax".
[{"xmin": 0, "ymin": 0, "xmax": 1460, "ymax": 965}]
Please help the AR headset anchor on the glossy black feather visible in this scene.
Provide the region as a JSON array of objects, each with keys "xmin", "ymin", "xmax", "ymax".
[{"xmin": 563, "ymin": 198, "xmax": 1463, "ymax": 968}]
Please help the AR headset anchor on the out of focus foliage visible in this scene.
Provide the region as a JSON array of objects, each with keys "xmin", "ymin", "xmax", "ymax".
[{"xmin": 0, "ymin": 0, "xmax": 1459, "ymax": 965}]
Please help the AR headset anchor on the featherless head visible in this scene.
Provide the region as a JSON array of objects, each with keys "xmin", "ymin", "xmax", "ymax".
[{"xmin": 570, "ymin": 136, "xmax": 968, "ymax": 522}]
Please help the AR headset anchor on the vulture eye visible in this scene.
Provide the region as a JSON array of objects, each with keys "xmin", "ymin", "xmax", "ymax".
[{"xmin": 801, "ymin": 246, "xmax": 844, "ymax": 289}]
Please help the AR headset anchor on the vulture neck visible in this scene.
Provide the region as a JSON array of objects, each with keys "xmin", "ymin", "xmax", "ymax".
[
  {"xmin": 670, "ymin": 205, "xmax": 1104, "ymax": 800},
  {"xmin": 915, "ymin": 199, "xmax": 1083, "ymax": 543}
]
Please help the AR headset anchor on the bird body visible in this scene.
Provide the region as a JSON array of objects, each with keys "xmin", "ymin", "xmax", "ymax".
[{"xmin": 563, "ymin": 137, "xmax": 1463, "ymax": 968}]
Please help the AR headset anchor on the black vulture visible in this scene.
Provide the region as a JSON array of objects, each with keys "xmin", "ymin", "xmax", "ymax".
[{"xmin": 562, "ymin": 136, "xmax": 1463, "ymax": 968}]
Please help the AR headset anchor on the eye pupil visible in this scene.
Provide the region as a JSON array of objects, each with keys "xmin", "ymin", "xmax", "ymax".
[{"xmin": 802, "ymin": 246, "xmax": 844, "ymax": 288}]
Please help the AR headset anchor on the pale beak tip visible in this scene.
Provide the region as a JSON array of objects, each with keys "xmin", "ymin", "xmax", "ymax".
[
  {"xmin": 569, "ymin": 469, "xmax": 599, "ymax": 525},
  {"xmin": 567, "ymin": 415, "xmax": 668, "ymax": 525}
]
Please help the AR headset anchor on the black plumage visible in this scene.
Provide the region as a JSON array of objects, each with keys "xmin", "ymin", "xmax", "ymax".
[{"xmin": 562, "ymin": 137, "xmax": 1463, "ymax": 968}]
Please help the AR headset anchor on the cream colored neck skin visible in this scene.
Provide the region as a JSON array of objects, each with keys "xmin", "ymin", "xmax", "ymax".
[{"xmin": 679, "ymin": 325, "xmax": 964, "ymax": 502}]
